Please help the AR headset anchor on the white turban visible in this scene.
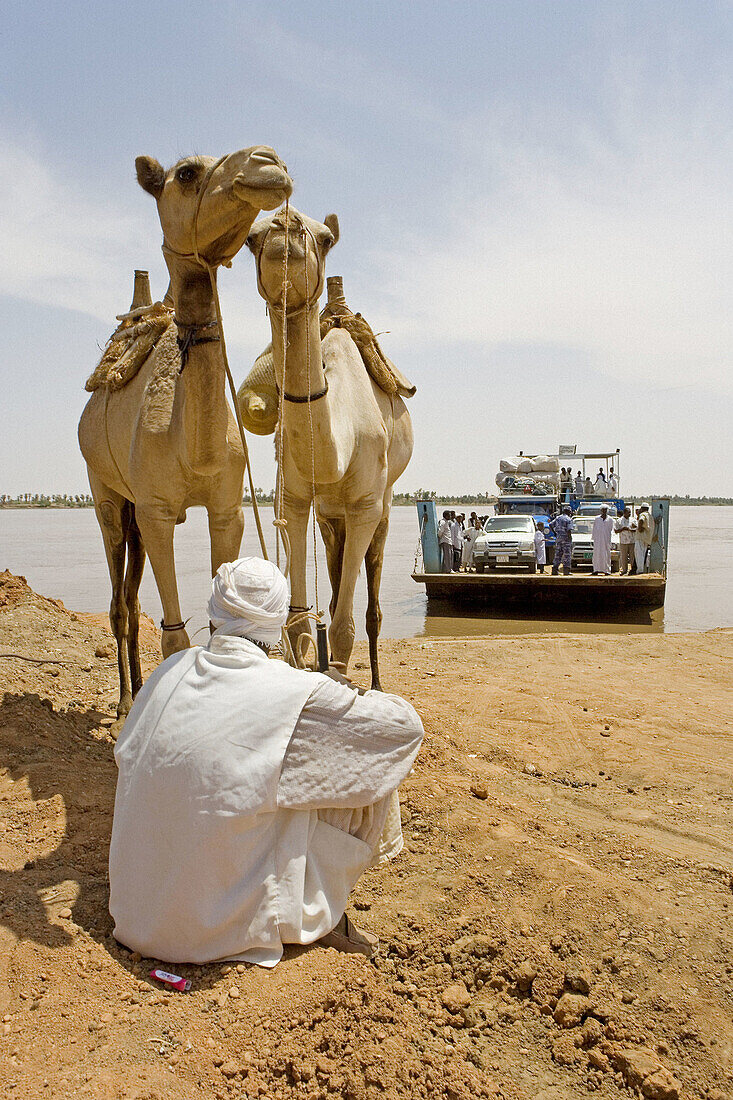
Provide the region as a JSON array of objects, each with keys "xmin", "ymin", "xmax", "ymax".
[{"xmin": 207, "ymin": 557, "xmax": 289, "ymax": 645}]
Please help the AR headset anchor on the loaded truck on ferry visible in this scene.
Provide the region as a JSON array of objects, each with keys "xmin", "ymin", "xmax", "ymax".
[{"xmin": 479, "ymin": 447, "xmax": 625, "ymax": 569}]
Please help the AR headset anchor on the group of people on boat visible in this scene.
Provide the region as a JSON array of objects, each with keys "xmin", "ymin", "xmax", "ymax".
[
  {"xmin": 542, "ymin": 502, "xmax": 656, "ymax": 576},
  {"xmin": 437, "ymin": 510, "xmax": 486, "ymax": 572},
  {"xmin": 560, "ymin": 466, "xmax": 618, "ymax": 500},
  {"xmin": 438, "ymin": 501, "xmax": 657, "ymax": 577}
]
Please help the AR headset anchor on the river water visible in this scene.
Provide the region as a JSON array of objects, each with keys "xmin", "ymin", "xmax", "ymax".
[{"xmin": 1, "ymin": 506, "xmax": 732, "ymax": 640}]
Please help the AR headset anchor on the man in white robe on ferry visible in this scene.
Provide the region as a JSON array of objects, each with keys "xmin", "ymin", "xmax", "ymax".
[
  {"xmin": 592, "ymin": 505, "xmax": 615, "ymax": 575},
  {"xmin": 634, "ymin": 503, "xmax": 655, "ymax": 574},
  {"xmin": 109, "ymin": 557, "xmax": 424, "ymax": 968}
]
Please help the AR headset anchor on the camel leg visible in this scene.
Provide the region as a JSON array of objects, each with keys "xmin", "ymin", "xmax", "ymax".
[
  {"xmin": 134, "ymin": 505, "xmax": 190, "ymax": 658},
  {"xmin": 124, "ymin": 506, "xmax": 146, "ymax": 700},
  {"xmin": 283, "ymin": 492, "xmax": 313, "ymax": 667},
  {"xmin": 317, "ymin": 516, "xmax": 345, "ymax": 621},
  {"xmin": 88, "ymin": 476, "xmax": 133, "ymax": 719},
  {"xmin": 364, "ymin": 512, "xmax": 390, "ymax": 691},
  {"xmin": 208, "ymin": 503, "xmax": 245, "ymax": 575},
  {"xmin": 329, "ymin": 508, "xmax": 381, "ymax": 675}
]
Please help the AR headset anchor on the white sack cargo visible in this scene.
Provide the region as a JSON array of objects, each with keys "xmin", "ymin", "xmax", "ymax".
[
  {"xmin": 530, "ymin": 455, "xmax": 560, "ymax": 473},
  {"xmin": 516, "ymin": 458, "xmax": 532, "ymax": 474},
  {"xmin": 499, "ymin": 456, "xmax": 521, "ymax": 473}
]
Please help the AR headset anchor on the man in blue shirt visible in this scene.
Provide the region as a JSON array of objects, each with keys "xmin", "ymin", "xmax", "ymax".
[{"xmin": 550, "ymin": 506, "xmax": 574, "ymax": 575}]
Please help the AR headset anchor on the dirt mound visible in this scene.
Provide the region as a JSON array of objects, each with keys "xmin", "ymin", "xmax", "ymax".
[
  {"xmin": 0, "ymin": 571, "xmax": 161, "ymax": 708},
  {"xmin": 1, "ymin": 578, "xmax": 733, "ymax": 1098},
  {"xmin": 0, "ymin": 570, "xmax": 52, "ymax": 610}
]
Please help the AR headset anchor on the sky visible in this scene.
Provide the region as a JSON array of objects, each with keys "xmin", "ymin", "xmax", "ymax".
[{"xmin": 1, "ymin": 0, "xmax": 731, "ymax": 498}]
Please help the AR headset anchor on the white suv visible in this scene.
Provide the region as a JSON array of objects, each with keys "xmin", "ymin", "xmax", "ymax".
[{"xmin": 472, "ymin": 516, "xmax": 537, "ymax": 573}]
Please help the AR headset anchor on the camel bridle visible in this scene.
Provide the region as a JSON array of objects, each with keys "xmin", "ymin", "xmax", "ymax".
[
  {"xmin": 254, "ymin": 210, "xmax": 326, "ymax": 320},
  {"xmin": 254, "ymin": 211, "xmax": 329, "ymax": 404}
]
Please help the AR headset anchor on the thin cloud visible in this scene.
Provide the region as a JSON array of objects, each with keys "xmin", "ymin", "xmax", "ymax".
[
  {"xmin": 0, "ymin": 134, "xmax": 158, "ymax": 321},
  {"xmin": 364, "ymin": 62, "xmax": 733, "ymax": 393},
  {"xmin": 0, "ymin": 132, "xmax": 276, "ymax": 360}
]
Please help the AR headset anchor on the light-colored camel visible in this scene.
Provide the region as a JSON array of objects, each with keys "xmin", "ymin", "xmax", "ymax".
[
  {"xmin": 78, "ymin": 147, "xmax": 292, "ymax": 723},
  {"xmin": 242, "ymin": 208, "xmax": 414, "ymax": 689}
]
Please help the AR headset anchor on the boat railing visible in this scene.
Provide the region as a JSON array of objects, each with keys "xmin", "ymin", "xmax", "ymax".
[{"xmin": 414, "ymin": 513, "xmax": 426, "ymax": 573}]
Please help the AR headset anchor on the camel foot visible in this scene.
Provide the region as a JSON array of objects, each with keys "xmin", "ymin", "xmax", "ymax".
[{"xmin": 110, "ymin": 716, "xmax": 127, "ymax": 741}]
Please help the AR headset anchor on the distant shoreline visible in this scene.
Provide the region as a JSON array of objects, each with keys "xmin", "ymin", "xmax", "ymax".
[{"xmin": 2, "ymin": 496, "xmax": 732, "ymax": 510}]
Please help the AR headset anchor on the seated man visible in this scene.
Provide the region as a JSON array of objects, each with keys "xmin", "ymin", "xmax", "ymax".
[{"xmin": 109, "ymin": 557, "xmax": 424, "ymax": 968}]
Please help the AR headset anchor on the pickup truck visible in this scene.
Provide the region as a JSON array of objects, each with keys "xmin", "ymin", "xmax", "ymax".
[{"xmin": 472, "ymin": 515, "xmax": 538, "ymax": 573}]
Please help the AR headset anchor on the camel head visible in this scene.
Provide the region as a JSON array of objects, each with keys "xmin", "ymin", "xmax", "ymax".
[
  {"xmin": 246, "ymin": 208, "xmax": 340, "ymax": 311},
  {"xmin": 135, "ymin": 147, "xmax": 293, "ymax": 269}
]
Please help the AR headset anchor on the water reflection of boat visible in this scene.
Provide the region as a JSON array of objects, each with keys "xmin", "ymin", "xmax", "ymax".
[{"xmin": 420, "ymin": 601, "xmax": 663, "ymax": 632}]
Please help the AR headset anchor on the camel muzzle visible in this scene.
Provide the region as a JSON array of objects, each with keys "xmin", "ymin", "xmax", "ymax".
[{"xmin": 231, "ymin": 174, "xmax": 293, "ymax": 209}]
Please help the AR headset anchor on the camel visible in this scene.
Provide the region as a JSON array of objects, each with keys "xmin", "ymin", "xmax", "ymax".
[
  {"xmin": 241, "ymin": 208, "xmax": 414, "ymax": 689},
  {"xmin": 78, "ymin": 146, "xmax": 292, "ymax": 725}
]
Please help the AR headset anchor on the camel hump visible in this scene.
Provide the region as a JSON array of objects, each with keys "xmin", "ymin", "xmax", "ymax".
[
  {"xmin": 236, "ymin": 344, "xmax": 279, "ymax": 436},
  {"xmin": 319, "ymin": 302, "xmax": 416, "ymax": 399},
  {"xmin": 85, "ymin": 302, "xmax": 174, "ymax": 393}
]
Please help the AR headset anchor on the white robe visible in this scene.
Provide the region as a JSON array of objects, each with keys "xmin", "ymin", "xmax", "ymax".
[
  {"xmin": 592, "ymin": 514, "xmax": 614, "ymax": 573},
  {"xmin": 634, "ymin": 511, "xmax": 655, "ymax": 573},
  {"xmin": 109, "ymin": 635, "xmax": 423, "ymax": 968},
  {"xmin": 533, "ymin": 530, "xmax": 546, "ymax": 565},
  {"xmin": 461, "ymin": 526, "xmax": 481, "ymax": 566}
]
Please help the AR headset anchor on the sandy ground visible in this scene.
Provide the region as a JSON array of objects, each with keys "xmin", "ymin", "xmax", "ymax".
[{"xmin": 1, "ymin": 570, "xmax": 733, "ymax": 1100}]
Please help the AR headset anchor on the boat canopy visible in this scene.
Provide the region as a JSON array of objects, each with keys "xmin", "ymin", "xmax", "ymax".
[{"xmin": 515, "ymin": 449, "xmax": 621, "ymax": 485}]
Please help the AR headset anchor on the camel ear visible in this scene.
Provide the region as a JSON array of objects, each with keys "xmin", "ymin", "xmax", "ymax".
[
  {"xmin": 324, "ymin": 214, "xmax": 340, "ymax": 246},
  {"xmin": 136, "ymin": 156, "xmax": 165, "ymax": 199}
]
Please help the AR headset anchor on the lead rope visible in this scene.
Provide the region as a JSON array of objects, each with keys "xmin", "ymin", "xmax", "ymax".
[
  {"xmin": 187, "ymin": 157, "xmax": 269, "ymax": 562},
  {"xmin": 301, "ymin": 232, "xmax": 321, "ymax": 617},
  {"xmin": 272, "ymin": 203, "xmax": 303, "ymax": 669},
  {"xmin": 271, "ymin": 209, "xmax": 324, "ymax": 670},
  {"xmin": 205, "ymin": 241, "xmax": 307, "ymax": 670},
  {"xmin": 203, "ymin": 264, "xmax": 269, "ymax": 560},
  {"xmin": 191, "ymin": 184, "xmax": 321, "ymax": 669},
  {"xmin": 274, "ymin": 201, "xmax": 290, "ymax": 573}
]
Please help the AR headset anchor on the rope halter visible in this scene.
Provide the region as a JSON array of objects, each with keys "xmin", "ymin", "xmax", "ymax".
[
  {"xmin": 254, "ymin": 209, "xmax": 326, "ymax": 320},
  {"xmin": 160, "ymin": 153, "xmax": 234, "ymax": 270},
  {"xmin": 255, "ymin": 208, "xmax": 329, "ymax": 402}
]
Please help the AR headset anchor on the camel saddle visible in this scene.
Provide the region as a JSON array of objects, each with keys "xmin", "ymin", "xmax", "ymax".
[
  {"xmin": 85, "ymin": 302, "xmax": 174, "ymax": 392},
  {"xmin": 237, "ymin": 301, "xmax": 416, "ymax": 436},
  {"xmin": 319, "ymin": 302, "xmax": 416, "ymax": 399}
]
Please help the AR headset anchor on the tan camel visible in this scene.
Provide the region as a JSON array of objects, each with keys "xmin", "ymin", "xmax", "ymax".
[
  {"xmin": 78, "ymin": 147, "xmax": 292, "ymax": 724},
  {"xmin": 242, "ymin": 208, "xmax": 414, "ymax": 689}
]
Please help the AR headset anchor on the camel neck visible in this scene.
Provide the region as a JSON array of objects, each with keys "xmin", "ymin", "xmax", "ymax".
[
  {"xmin": 167, "ymin": 260, "xmax": 217, "ymax": 327},
  {"xmin": 167, "ymin": 257, "xmax": 228, "ymax": 476},
  {"xmin": 269, "ymin": 302, "xmax": 338, "ymax": 479},
  {"xmin": 271, "ymin": 305, "xmax": 326, "ymax": 398}
]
